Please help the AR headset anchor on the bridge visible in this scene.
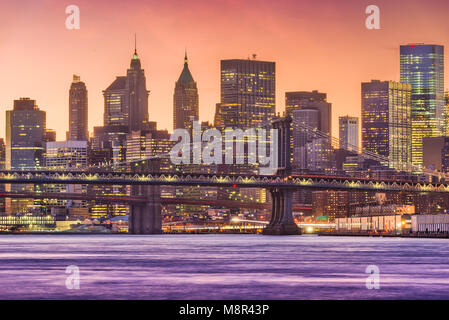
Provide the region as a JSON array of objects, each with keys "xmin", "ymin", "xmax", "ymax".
[
  {"xmin": 2, "ymin": 116, "xmax": 449, "ymax": 235},
  {"xmin": 0, "ymin": 191, "xmax": 312, "ymax": 211},
  {"xmin": 0, "ymin": 170, "xmax": 445, "ymax": 192}
]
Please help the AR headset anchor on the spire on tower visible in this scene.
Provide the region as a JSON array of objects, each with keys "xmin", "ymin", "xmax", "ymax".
[
  {"xmin": 177, "ymin": 50, "xmax": 194, "ymax": 83},
  {"xmin": 132, "ymin": 33, "xmax": 139, "ymax": 61}
]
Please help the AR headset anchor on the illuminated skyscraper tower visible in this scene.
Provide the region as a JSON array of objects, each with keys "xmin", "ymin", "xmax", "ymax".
[
  {"xmin": 362, "ymin": 80, "xmax": 412, "ymax": 169},
  {"xmin": 173, "ymin": 52, "xmax": 199, "ymax": 131},
  {"xmin": 100, "ymin": 43, "xmax": 150, "ymax": 164},
  {"xmin": 68, "ymin": 75, "xmax": 88, "ymax": 141},
  {"xmin": 6, "ymin": 98, "xmax": 46, "ymax": 170},
  {"xmin": 400, "ymin": 44, "xmax": 444, "ymax": 167},
  {"xmin": 218, "ymin": 58, "xmax": 275, "ymax": 130},
  {"xmin": 5, "ymin": 98, "xmax": 46, "ymax": 213},
  {"xmin": 103, "ymin": 45, "xmax": 149, "ymax": 132}
]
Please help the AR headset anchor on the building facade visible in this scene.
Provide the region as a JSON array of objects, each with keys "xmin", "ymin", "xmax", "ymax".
[
  {"xmin": 217, "ymin": 59, "xmax": 275, "ymax": 130},
  {"xmin": 339, "ymin": 116, "xmax": 359, "ymax": 152},
  {"xmin": 46, "ymin": 140, "xmax": 88, "ymax": 169},
  {"xmin": 400, "ymin": 44, "xmax": 445, "ymax": 167},
  {"xmin": 5, "ymin": 98, "xmax": 46, "ymax": 213},
  {"xmin": 361, "ymin": 80, "xmax": 412, "ymax": 169},
  {"xmin": 68, "ymin": 75, "xmax": 88, "ymax": 141},
  {"xmin": 6, "ymin": 98, "xmax": 46, "ymax": 170},
  {"xmin": 45, "ymin": 141, "xmax": 88, "ymax": 211},
  {"xmin": 173, "ymin": 53, "xmax": 199, "ymax": 131},
  {"xmin": 103, "ymin": 49, "xmax": 149, "ymax": 132},
  {"xmin": 290, "ymin": 98, "xmax": 334, "ymax": 172},
  {"xmin": 285, "ymin": 90, "xmax": 331, "ymax": 135},
  {"xmin": 98, "ymin": 48, "xmax": 150, "ymax": 166}
]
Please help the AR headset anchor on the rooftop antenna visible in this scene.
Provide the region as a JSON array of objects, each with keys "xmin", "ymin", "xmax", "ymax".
[{"xmin": 134, "ymin": 33, "xmax": 137, "ymax": 54}]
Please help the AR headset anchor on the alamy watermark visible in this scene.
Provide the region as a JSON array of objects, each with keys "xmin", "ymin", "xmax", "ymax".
[
  {"xmin": 65, "ymin": 265, "xmax": 80, "ymax": 290},
  {"xmin": 365, "ymin": 265, "xmax": 380, "ymax": 289},
  {"xmin": 365, "ymin": 5, "xmax": 380, "ymax": 30},
  {"xmin": 65, "ymin": 5, "xmax": 80, "ymax": 30},
  {"xmin": 169, "ymin": 121, "xmax": 279, "ymax": 175}
]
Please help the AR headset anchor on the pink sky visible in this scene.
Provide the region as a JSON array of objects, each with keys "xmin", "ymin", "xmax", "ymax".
[{"xmin": 1, "ymin": 0, "xmax": 449, "ymax": 140}]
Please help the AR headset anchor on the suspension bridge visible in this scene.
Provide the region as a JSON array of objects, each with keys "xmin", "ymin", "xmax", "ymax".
[{"xmin": 2, "ymin": 115, "xmax": 448, "ymax": 235}]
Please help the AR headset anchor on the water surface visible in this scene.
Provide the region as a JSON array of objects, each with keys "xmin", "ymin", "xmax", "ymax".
[{"xmin": 0, "ymin": 234, "xmax": 448, "ymax": 299}]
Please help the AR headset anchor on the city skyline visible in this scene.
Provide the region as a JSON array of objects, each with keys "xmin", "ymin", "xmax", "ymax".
[{"xmin": 2, "ymin": 0, "xmax": 449, "ymax": 141}]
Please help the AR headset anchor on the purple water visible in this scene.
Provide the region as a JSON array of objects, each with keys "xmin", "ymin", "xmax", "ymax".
[{"xmin": 0, "ymin": 234, "xmax": 449, "ymax": 299}]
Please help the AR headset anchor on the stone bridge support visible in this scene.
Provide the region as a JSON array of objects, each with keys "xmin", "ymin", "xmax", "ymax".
[
  {"xmin": 263, "ymin": 115, "xmax": 299, "ymax": 235},
  {"xmin": 129, "ymin": 184, "xmax": 162, "ymax": 234},
  {"xmin": 263, "ymin": 188, "xmax": 300, "ymax": 235}
]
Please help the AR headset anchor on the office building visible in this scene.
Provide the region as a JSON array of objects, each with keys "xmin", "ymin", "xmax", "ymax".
[
  {"xmin": 68, "ymin": 75, "xmax": 88, "ymax": 141},
  {"xmin": 6, "ymin": 98, "xmax": 46, "ymax": 170},
  {"xmin": 173, "ymin": 53, "xmax": 199, "ymax": 131},
  {"xmin": 400, "ymin": 44, "xmax": 444, "ymax": 167},
  {"xmin": 103, "ymin": 47, "xmax": 149, "ymax": 132},
  {"xmin": 361, "ymin": 80, "xmax": 412, "ymax": 169},
  {"xmin": 97, "ymin": 46, "xmax": 150, "ymax": 166},
  {"xmin": 291, "ymin": 105, "xmax": 334, "ymax": 172},
  {"xmin": 5, "ymin": 98, "xmax": 46, "ymax": 213},
  {"xmin": 217, "ymin": 58, "xmax": 275, "ymax": 130},
  {"xmin": 339, "ymin": 116, "xmax": 359, "ymax": 152},
  {"xmin": 45, "ymin": 141, "xmax": 88, "ymax": 211},
  {"xmin": 285, "ymin": 90, "xmax": 331, "ymax": 135}
]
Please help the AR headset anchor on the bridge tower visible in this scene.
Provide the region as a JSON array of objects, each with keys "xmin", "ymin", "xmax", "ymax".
[
  {"xmin": 263, "ymin": 115, "xmax": 300, "ymax": 235},
  {"xmin": 129, "ymin": 184, "xmax": 162, "ymax": 234},
  {"xmin": 129, "ymin": 160, "xmax": 162, "ymax": 234}
]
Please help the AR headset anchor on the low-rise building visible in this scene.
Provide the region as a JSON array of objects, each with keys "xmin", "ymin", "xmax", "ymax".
[
  {"xmin": 336, "ymin": 214, "xmax": 410, "ymax": 233},
  {"xmin": 411, "ymin": 214, "xmax": 449, "ymax": 233}
]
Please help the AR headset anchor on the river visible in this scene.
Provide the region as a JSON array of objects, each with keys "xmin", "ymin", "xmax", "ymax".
[{"xmin": 0, "ymin": 234, "xmax": 448, "ymax": 299}]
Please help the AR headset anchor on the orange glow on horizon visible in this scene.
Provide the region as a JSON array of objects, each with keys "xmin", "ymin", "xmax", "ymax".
[{"xmin": 1, "ymin": 0, "xmax": 449, "ymax": 140}]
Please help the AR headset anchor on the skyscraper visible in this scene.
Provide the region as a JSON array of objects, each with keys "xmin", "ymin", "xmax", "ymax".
[
  {"xmin": 400, "ymin": 44, "xmax": 444, "ymax": 167},
  {"xmin": 361, "ymin": 80, "xmax": 412, "ymax": 169},
  {"xmin": 291, "ymin": 109, "xmax": 334, "ymax": 172},
  {"xmin": 339, "ymin": 116, "xmax": 359, "ymax": 152},
  {"xmin": 218, "ymin": 59, "xmax": 275, "ymax": 129},
  {"xmin": 6, "ymin": 98, "xmax": 47, "ymax": 213},
  {"xmin": 68, "ymin": 75, "xmax": 88, "ymax": 141},
  {"xmin": 6, "ymin": 98, "xmax": 46, "ymax": 170},
  {"xmin": 98, "ymin": 45, "xmax": 150, "ymax": 166},
  {"xmin": 103, "ymin": 47, "xmax": 149, "ymax": 132},
  {"xmin": 45, "ymin": 141, "xmax": 88, "ymax": 211},
  {"xmin": 285, "ymin": 91, "xmax": 331, "ymax": 135},
  {"xmin": 285, "ymin": 90, "xmax": 327, "ymax": 114},
  {"xmin": 445, "ymin": 91, "xmax": 449, "ymax": 134},
  {"xmin": 173, "ymin": 53, "xmax": 199, "ymax": 131}
]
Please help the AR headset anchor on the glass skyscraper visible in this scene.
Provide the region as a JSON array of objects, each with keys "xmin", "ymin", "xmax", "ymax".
[
  {"xmin": 400, "ymin": 44, "xmax": 444, "ymax": 167},
  {"xmin": 361, "ymin": 80, "xmax": 412, "ymax": 170},
  {"xmin": 6, "ymin": 98, "xmax": 46, "ymax": 170},
  {"xmin": 5, "ymin": 98, "xmax": 46, "ymax": 213}
]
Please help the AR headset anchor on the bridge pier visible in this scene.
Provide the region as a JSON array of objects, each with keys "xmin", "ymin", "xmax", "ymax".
[
  {"xmin": 263, "ymin": 115, "xmax": 299, "ymax": 235},
  {"xmin": 263, "ymin": 188, "xmax": 300, "ymax": 235},
  {"xmin": 129, "ymin": 184, "xmax": 162, "ymax": 234}
]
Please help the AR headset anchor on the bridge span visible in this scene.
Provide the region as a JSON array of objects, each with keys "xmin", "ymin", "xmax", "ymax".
[
  {"xmin": 0, "ymin": 170, "xmax": 446, "ymax": 193},
  {"xmin": 0, "ymin": 116, "xmax": 446, "ymax": 235},
  {"xmin": 0, "ymin": 191, "xmax": 312, "ymax": 212}
]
